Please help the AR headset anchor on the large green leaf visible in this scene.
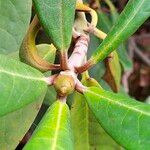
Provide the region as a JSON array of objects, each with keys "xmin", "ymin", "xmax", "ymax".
[
  {"xmin": 91, "ymin": 0, "xmax": 150, "ymax": 64},
  {"xmin": 97, "ymin": 9, "xmax": 132, "ymax": 71},
  {"xmin": 0, "ymin": 0, "xmax": 32, "ymax": 54},
  {"xmin": 24, "ymin": 100, "xmax": 73, "ymax": 150},
  {"xmin": 84, "ymin": 87, "xmax": 150, "ymax": 149},
  {"xmin": 0, "ymin": 44, "xmax": 56, "ymax": 149},
  {"xmin": 0, "ymin": 54, "xmax": 47, "ymax": 117},
  {"xmin": 104, "ymin": 0, "xmax": 133, "ymax": 71},
  {"xmin": 33, "ymin": 0, "xmax": 76, "ymax": 51},
  {"xmin": 0, "ymin": 96, "xmax": 44, "ymax": 150},
  {"xmin": 71, "ymin": 77, "xmax": 120, "ymax": 150}
]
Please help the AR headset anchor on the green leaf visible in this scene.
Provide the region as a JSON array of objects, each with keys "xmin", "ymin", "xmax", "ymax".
[
  {"xmin": 44, "ymin": 86, "xmax": 56, "ymax": 106},
  {"xmin": 97, "ymin": 9, "xmax": 132, "ymax": 71},
  {"xmin": 33, "ymin": 0, "xmax": 76, "ymax": 51},
  {"xmin": 103, "ymin": 51, "xmax": 121, "ymax": 92},
  {"xmin": 104, "ymin": 0, "xmax": 133, "ymax": 71},
  {"xmin": 0, "ymin": 44, "xmax": 55, "ymax": 149},
  {"xmin": 0, "ymin": 96, "xmax": 44, "ymax": 150},
  {"xmin": 8, "ymin": 44, "xmax": 56, "ymax": 62},
  {"xmin": 84, "ymin": 87, "xmax": 150, "ymax": 149},
  {"xmin": 91, "ymin": 0, "xmax": 150, "ymax": 64},
  {"xmin": 0, "ymin": 54, "xmax": 47, "ymax": 117},
  {"xmin": 88, "ymin": 35, "xmax": 105, "ymax": 82},
  {"xmin": 0, "ymin": 0, "xmax": 32, "ymax": 54},
  {"xmin": 36, "ymin": 44, "xmax": 56, "ymax": 63},
  {"xmin": 71, "ymin": 78, "xmax": 120, "ymax": 150},
  {"xmin": 117, "ymin": 44, "xmax": 132, "ymax": 71},
  {"xmin": 97, "ymin": 10, "xmax": 112, "ymax": 33},
  {"xmin": 24, "ymin": 100, "xmax": 74, "ymax": 150},
  {"xmin": 104, "ymin": 0, "xmax": 119, "ymax": 24}
]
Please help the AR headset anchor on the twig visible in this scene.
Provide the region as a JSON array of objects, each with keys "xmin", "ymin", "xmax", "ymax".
[
  {"xmin": 60, "ymin": 51, "xmax": 69, "ymax": 70},
  {"xmin": 68, "ymin": 35, "xmax": 89, "ymax": 71}
]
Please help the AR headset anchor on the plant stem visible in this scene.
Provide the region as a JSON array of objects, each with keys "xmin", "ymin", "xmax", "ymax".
[
  {"xmin": 68, "ymin": 35, "xmax": 89, "ymax": 71},
  {"xmin": 93, "ymin": 27, "xmax": 107, "ymax": 39},
  {"xmin": 60, "ymin": 51, "xmax": 69, "ymax": 70}
]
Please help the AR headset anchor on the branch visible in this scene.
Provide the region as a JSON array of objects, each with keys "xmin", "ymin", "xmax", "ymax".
[{"xmin": 68, "ymin": 35, "xmax": 89, "ymax": 71}]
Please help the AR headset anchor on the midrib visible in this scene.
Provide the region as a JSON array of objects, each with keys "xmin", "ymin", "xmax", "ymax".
[
  {"xmin": 87, "ymin": 90, "xmax": 150, "ymax": 116},
  {"xmin": 51, "ymin": 103, "xmax": 63, "ymax": 150},
  {"xmin": 0, "ymin": 69, "xmax": 45, "ymax": 81},
  {"xmin": 95, "ymin": 0, "xmax": 145, "ymax": 60}
]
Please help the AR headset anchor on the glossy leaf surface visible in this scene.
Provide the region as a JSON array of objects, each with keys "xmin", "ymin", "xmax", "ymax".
[
  {"xmin": 33, "ymin": 0, "xmax": 76, "ymax": 51},
  {"xmin": 71, "ymin": 78, "xmax": 120, "ymax": 150},
  {"xmin": 91, "ymin": 0, "xmax": 150, "ymax": 64},
  {"xmin": 0, "ymin": 54, "xmax": 47, "ymax": 117},
  {"xmin": 0, "ymin": 0, "xmax": 32, "ymax": 54},
  {"xmin": 97, "ymin": 9, "xmax": 132, "ymax": 71},
  {"xmin": 84, "ymin": 87, "xmax": 150, "ymax": 149},
  {"xmin": 105, "ymin": 0, "xmax": 133, "ymax": 71},
  {"xmin": 24, "ymin": 101, "xmax": 73, "ymax": 150}
]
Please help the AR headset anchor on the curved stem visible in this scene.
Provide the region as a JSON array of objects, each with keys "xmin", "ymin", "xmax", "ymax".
[
  {"xmin": 93, "ymin": 27, "xmax": 107, "ymax": 39},
  {"xmin": 76, "ymin": 2, "xmax": 98, "ymax": 29}
]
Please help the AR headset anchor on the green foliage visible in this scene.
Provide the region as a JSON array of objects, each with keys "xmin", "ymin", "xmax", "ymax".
[
  {"xmin": 104, "ymin": 0, "xmax": 133, "ymax": 71},
  {"xmin": 0, "ymin": 43, "xmax": 56, "ymax": 149},
  {"xmin": 98, "ymin": 6, "xmax": 132, "ymax": 71},
  {"xmin": 91, "ymin": 0, "xmax": 150, "ymax": 64},
  {"xmin": 24, "ymin": 101, "xmax": 74, "ymax": 150},
  {"xmin": 33, "ymin": 0, "xmax": 76, "ymax": 51},
  {"xmin": 0, "ymin": 0, "xmax": 32, "ymax": 54},
  {"xmin": 88, "ymin": 35, "xmax": 105, "ymax": 82},
  {"xmin": 0, "ymin": 97, "xmax": 44, "ymax": 150},
  {"xmin": 71, "ymin": 77, "xmax": 121, "ymax": 150},
  {"xmin": 0, "ymin": 54, "xmax": 47, "ymax": 117},
  {"xmin": 84, "ymin": 87, "xmax": 150, "ymax": 149},
  {"xmin": 0, "ymin": 0, "xmax": 150, "ymax": 149}
]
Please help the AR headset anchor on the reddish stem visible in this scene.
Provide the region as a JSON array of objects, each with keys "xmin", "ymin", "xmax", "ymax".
[
  {"xmin": 68, "ymin": 35, "xmax": 90, "ymax": 71},
  {"xmin": 75, "ymin": 59, "xmax": 94, "ymax": 73},
  {"xmin": 60, "ymin": 52, "xmax": 69, "ymax": 70}
]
